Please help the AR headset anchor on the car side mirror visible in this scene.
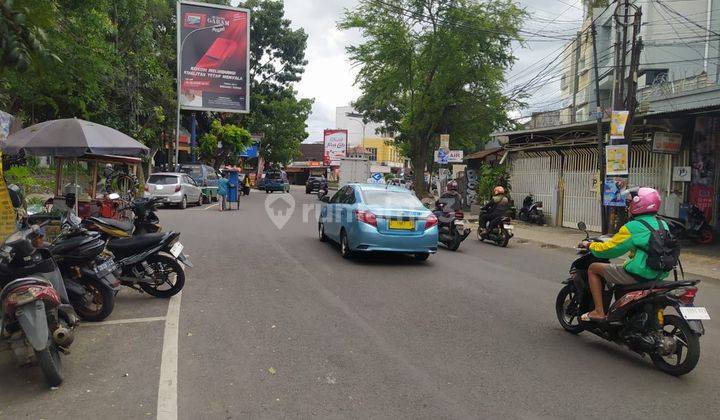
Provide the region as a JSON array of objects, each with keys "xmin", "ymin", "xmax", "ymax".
[
  {"xmin": 321, "ymin": 196, "xmax": 330, "ymax": 203},
  {"xmin": 577, "ymin": 221, "xmax": 587, "ymax": 231}
]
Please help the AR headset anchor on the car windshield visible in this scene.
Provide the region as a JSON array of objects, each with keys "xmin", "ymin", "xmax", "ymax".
[
  {"xmin": 180, "ymin": 166, "xmax": 202, "ymax": 177},
  {"xmin": 360, "ymin": 189, "xmax": 425, "ymax": 210},
  {"xmin": 267, "ymin": 172, "xmax": 283, "ymax": 180},
  {"xmin": 148, "ymin": 175, "xmax": 179, "ymax": 185}
]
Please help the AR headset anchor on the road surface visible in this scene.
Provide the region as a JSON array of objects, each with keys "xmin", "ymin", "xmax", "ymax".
[{"xmin": 2, "ymin": 186, "xmax": 719, "ymax": 419}]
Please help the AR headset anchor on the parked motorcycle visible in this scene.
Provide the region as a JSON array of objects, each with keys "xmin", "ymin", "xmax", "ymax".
[
  {"xmin": 518, "ymin": 194, "xmax": 545, "ymax": 225},
  {"xmin": 0, "ymin": 226, "xmax": 78, "ymax": 387},
  {"xmin": 50, "ymin": 212, "xmax": 120, "ymax": 322},
  {"xmin": 555, "ymin": 221, "xmax": 708, "ymax": 376},
  {"xmin": 82, "ymin": 218, "xmax": 191, "ymax": 298},
  {"xmin": 660, "ymin": 205, "xmax": 715, "ymax": 245},
  {"xmin": 434, "ymin": 201, "xmax": 471, "ymax": 251},
  {"xmin": 476, "ymin": 210, "xmax": 513, "ymax": 247}
]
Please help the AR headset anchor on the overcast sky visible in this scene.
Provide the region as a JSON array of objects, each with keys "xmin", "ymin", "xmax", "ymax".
[{"xmin": 278, "ymin": 0, "xmax": 586, "ymax": 141}]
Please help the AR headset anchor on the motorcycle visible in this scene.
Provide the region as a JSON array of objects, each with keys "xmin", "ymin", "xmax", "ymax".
[
  {"xmin": 0, "ymin": 226, "xmax": 78, "ymax": 387},
  {"xmin": 476, "ymin": 210, "xmax": 514, "ymax": 247},
  {"xmin": 518, "ymin": 194, "xmax": 545, "ymax": 225},
  {"xmin": 82, "ymin": 219, "xmax": 192, "ymax": 298},
  {"xmin": 317, "ymin": 186, "xmax": 329, "ymax": 201},
  {"xmin": 50, "ymin": 212, "xmax": 120, "ymax": 322},
  {"xmin": 555, "ymin": 221, "xmax": 708, "ymax": 376},
  {"xmin": 660, "ymin": 205, "xmax": 715, "ymax": 245},
  {"xmin": 434, "ymin": 200, "xmax": 471, "ymax": 251}
]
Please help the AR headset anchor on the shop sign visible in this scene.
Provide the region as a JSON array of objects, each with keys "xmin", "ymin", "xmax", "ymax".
[{"xmin": 653, "ymin": 132, "xmax": 682, "ymax": 154}]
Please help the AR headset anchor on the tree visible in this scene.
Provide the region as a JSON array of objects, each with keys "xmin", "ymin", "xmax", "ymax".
[
  {"xmin": 340, "ymin": 0, "xmax": 524, "ymax": 196},
  {"xmin": 0, "ymin": 0, "xmax": 57, "ymax": 70},
  {"xmin": 199, "ymin": 120, "xmax": 252, "ymax": 168}
]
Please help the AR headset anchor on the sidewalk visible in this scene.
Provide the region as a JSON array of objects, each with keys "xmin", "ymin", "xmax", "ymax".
[{"xmin": 508, "ymin": 222, "xmax": 720, "ymax": 281}]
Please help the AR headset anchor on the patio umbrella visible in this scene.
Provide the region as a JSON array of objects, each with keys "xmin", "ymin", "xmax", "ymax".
[{"xmin": 2, "ymin": 118, "xmax": 149, "ymax": 157}]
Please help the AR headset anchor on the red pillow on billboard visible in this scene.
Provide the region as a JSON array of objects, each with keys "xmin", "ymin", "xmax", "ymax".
[{"xmin": 195, "ymin": 38, "xmax": 239, "ymax": 70}]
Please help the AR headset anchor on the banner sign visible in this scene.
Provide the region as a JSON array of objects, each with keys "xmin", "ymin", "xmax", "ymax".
[
  {"xmin": 605, "ymin": 144, "xmax": 629, "ymax": 176},
  {"xmin": 610, "ymin": 110, "xmax": 629, "ymax": 139},
  {"xmin": 439, "ymin": 134, "xmax": 450, "ymax": 151},
  {"xmin": 434, "ymin": 149, "xmax": 463, "ymax": 164},
  {"xmin": 653, "ymin": 132, "xmax": 682, "ymax": 154},
  {"xmin": 323, "ymin": 129, "xmax": 348, "ymax": 166},
  {"xmin": 178, "ymin": 1, "xmax": 250, "ymax": 113},
  {"xmin": 603, "ymin": 178, "xmax": 627, "ymax": 207}
]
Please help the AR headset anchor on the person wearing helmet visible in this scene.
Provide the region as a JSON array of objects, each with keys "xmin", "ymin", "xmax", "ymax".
[
  {"xmin": 439, "ymin": 180, "xmax": 463, "ymax": 211},
  {"xmin": 580, "ymin": 187, "xmax": 671, "ymax": 322},
  {"xmin": 478, "ymin": 186, "xmax": 509, "ymax": 234}
]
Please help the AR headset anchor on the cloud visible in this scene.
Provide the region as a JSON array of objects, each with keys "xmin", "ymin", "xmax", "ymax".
[{"xmin": 278, "ymin": 0, "xmax": 585, "ymax": 139}]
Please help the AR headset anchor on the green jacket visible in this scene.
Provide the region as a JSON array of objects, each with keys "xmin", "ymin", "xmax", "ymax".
[{"xmin": 589, "ymin": 214, "xmax": 670, "ymax": 281}]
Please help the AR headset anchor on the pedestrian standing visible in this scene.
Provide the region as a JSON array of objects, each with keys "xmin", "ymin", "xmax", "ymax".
[{"xmin": 218, "ymin": 172, "xmax": 229, "ymax": 211}]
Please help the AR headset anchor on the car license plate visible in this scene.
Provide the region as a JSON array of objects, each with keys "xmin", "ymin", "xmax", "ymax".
[
  {"xmin": 679, "ymin": 306, "xmax": 710, "ymax": 320},
  {"xmin": 170, "ymin": 242, "xmax": 184, "ymax": 258},
  {"xmin": 95, "ymin": 259, "xmax": 116, "ymax": 274},
  {"xmin": 503, "ymin": 224, "xmax": 513, "ymax": 230},
  {"xmin": 389, "ymin": 220, "xmax": 414, "ymax": 230}
]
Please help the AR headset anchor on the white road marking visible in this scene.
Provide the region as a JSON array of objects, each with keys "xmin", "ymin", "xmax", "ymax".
[
  {"xmin": 157, "ymin": 291, "xmax": 182, "ymax": 420},
  {"xmin": 203, "ymin": 203, "xmax": 219, "ymax": 210},
  {"xmin": 82, "ymin": 316, "xmax": 166, "ymax": 326}
]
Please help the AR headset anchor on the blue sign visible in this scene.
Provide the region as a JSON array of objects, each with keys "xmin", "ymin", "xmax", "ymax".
[
  {"xmin": 240, "ymin": 144, "xmax": 259, "ymax": 158},
  {"xmin": 603, "ymin": 179, "xmax": 626, "ymax": 207},
  {"xmin": 371, "ymin": 172, "xmax": 383, "ymax": 181}
]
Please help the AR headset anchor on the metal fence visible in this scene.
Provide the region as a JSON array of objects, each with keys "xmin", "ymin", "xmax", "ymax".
[
  {"xmin": 508, "ymin": 151, "xmax": 562, "ymax": 225},
  {"xmin": 562, "ymin": 148, "xmax": 602, "ymax": 232}
]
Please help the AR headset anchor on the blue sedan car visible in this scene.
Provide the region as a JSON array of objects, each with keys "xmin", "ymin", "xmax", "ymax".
[{"xmin": 318, "ymin": 184, "xmax": 438, "ymax": 260}]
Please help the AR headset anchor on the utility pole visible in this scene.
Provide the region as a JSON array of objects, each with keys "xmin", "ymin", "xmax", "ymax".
[
  {"xmin": 622, "ymin": 7, "xmax": 643, "ymax": 145},
  {"xmin": 591, "ymin": 23, "xmax": 608, "ymax": 234}
]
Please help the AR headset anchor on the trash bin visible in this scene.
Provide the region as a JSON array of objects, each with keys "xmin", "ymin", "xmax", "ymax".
[{"xmin": 224, "ymin": 168, "xmax": 240, "ymax": 210}]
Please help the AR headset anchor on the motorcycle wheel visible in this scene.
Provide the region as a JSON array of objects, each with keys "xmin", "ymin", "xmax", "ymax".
[
  {"xmin": 650, "ymin": 314, "xmax": 700, "ymax": 376},
  {"xmin": 499, "ymin": 230, "xmax": 510, "ymax": 248},
  {"xmin": 448, "ymin": 239, "xmax": 461, "ymax": 251},
  {"xmin": 476, "ymin": 227, "xmax": 484, "ymax": 242},
  {"xmin": 73, "ymin": 279, "xmax": 115, "ymax": 322},
  {"xmin": 36, "ymin": 340, "xmax": 63, "ymax": 387},
  {"xmin": 695, "ymin": 227, "xmax": 715, "ymax": 245},
  {"xmin": 555, "ymin": 285, "xmax": 584, "ymax": 334},
  {"xmin": 140, "ymin": 254, "xmax": 185, "ymax": 298}
]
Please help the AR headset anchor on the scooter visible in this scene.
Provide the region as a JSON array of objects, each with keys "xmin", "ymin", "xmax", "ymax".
[
  {"xmin": 476, "ymin": 210, "xmax": 514, "ymax": 247},
  {"xmin": 518, "ymin": 194, "xmax": 545, "ymax": 225},
  {"xmin": 50, "ymin": 211, "xmax": 120, "ymax": 322},
  {"xmin": 660, "ymin": 205, "xmax": 715, "ymax": 245},
  {"xmin": 433, "ymin": 200, "xmax": 471, "ymax": 251},
  {"xmin": 0, "ymin": 226, "xmax": 78, "ymax": 387},
  {"xmin": 555, "ymin": 221, "xmax": 708, "ymax": 376}
]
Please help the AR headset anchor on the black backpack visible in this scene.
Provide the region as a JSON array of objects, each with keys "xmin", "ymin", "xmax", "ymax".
[{"xmin": 636, "ymin": 217, "xmax": 681, "ymax": 273}]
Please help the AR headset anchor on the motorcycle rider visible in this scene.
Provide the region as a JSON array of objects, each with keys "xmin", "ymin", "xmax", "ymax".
[
  {"xmin": 439, "ymin": 181, "xmax": 463, "ymax": 212},
  {"xmin": 580, "ymin": 187, "xmax": 670, "ymax": 322},
  {"xmin": 478, "ymin": 186, "xmax": 509, "ymax": 234}
]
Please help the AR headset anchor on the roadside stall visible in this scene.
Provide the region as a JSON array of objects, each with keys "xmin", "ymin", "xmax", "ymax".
[{"xmin": 2, "ymin": 118, "xmax": 149, "ymax": 238}]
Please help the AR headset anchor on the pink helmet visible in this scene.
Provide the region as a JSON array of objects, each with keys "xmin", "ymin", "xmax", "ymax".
[{"xmin": 627, "ymin": 187, "xmax": 661, "ymax": 215}]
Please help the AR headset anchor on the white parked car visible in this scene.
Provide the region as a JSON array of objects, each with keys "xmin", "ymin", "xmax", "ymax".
[{"xmin": 145, "ymin": 172, "xmax": 203, "ymax": 209}]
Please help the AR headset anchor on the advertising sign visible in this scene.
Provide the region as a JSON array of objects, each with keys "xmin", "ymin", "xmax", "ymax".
[
  {"xmin": 178, "ymin": 1, "xmax": 250, "ymax": 113},
  {"xmin": 605, "ymin": 144, "xmax": 629, "ymax": 176},
  {"xmin": 610, "ymin": 110, "xmax": 629, "ymax": 139},
  {"xmin": 323, "ymin": 129, "xmax": 348, "ymax": 166},
  {"xmin": 672, "ymin": 166, "xmax": 691, "ymax": 182},
  {"xmin": 439, "ymin": 134, "xmax": 450, "ymax": 151},
  {"xmin": 603, "ymin": 178, "xmax": 627, "ymax": 207},
  {"xmin": 434, "ymin": 149, "xmax": 463, "ymax": 164},
  {"xmin": 653, "ymin": 132, "xmax": 682, "ymax": 154}
]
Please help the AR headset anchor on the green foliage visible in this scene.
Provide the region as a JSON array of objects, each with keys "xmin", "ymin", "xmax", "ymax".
[
  {"xmin": 4, "ymin": 165, "xmax": 55, "ymax": 194},
  {"xmin": 475, "ymin": 163, "xmax": 511, "ymax": 204},
  {"xmin": 199, "ymin": 120, "xmax": 252, "ymax": 167},
  {"xmin": 340, "ymin": 0, "xmax": 524, "ymax": 195},
  {"xmin": 0, "ymin": 0, "xmax": 58, "ymax": 70}
]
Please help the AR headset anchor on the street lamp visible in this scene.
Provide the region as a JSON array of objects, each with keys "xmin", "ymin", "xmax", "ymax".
[
  {"xmin": 175, "ymin": 23, "xmax": 225, "ymax": 169},
  {"xmin": 345, "ymin": 112, "xmax": 367, "ymax": 144}
]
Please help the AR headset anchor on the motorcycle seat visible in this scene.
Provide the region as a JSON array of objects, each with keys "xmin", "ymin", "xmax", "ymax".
[
  {"xmin": 88, "ymin": 217, "xmax": 134, "ymax": 234},
  {"xmin": 107, "ymin": 233, "xmax": 167, "ymax": 257},
  {"xmin": 614, "ymin": 279, "xmax": 699, "ymax": 292}
]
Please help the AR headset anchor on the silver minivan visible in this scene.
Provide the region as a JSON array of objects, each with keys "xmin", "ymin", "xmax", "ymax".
[{"xmin": 145, "ymin": 172, "xmax": 203, "ymax": 209}]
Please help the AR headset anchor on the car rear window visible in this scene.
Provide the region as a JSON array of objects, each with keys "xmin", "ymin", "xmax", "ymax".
[
  {"xmin": 148, "ymin": 175, "xmax": 179, "ymax": 185},
  {"xmin": 360, "ymin": 190, "xmax": 425, "ymax": 210}
]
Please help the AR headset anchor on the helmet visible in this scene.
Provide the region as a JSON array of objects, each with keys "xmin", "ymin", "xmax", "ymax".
[
  {"xmin": 493, "ymin": 186, "xmax": 505, "ymax": 195},
  {"xmin": 627, "ymin": 187, "xmax": 661, "ymax": 215},
  {"xmin": 447, "ymin": 181, "xmax": 458, "ymax": 191}
]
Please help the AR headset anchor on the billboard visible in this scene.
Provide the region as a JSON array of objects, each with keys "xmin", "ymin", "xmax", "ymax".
[
  {"xmin": 323, "ymin": 129, "xmax": 348, "ymax": 166},
  {"xmin": 178, "ymin": 1, "xmax": 250, "ymax": 113}
]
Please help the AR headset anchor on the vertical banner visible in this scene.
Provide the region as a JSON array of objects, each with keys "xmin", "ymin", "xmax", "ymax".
[
  {"xmin": 323, "ymin": 129, "xmax": 348, "ymax": 166},
  {"xmin": 690, "ymin": 116, "xmax": 718, "ymax": 221},
  {"xmin": 605, "ymin": 144, "xmax": 629, "ymax": 176},
  {"xmin": 0, "ymin": 151, "xmax": 17, "ymax": 241},
  {"xmin": 610, "ymin": 110, "xmax": 629, "ymax": 140},
  {"xmin": 178, "ymin": 1, "xmax": 250, "ymax": 113}
]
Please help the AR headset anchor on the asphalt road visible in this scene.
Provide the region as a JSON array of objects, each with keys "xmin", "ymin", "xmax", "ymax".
[{"xmin": 2, "ymin": 186, "xmax": 720, "ymax": 419}]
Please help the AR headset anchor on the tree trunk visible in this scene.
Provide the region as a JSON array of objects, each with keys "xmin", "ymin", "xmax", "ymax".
[
  {"xmin": 413, "ymin": 137, "xmax": 429, "ymax": 198},
  {"xmin": 213, "ymin": 149, "xmax": 230, "ymax": 169}
]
